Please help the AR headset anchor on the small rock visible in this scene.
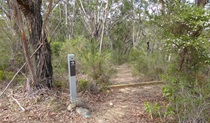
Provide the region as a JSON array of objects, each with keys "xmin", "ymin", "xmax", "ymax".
[
  {"xmin": 67, "ymin": 103, "xmax": 76, "ymax": 111},
  {"xmin": 76, "ymin": 107, "xmax": 91, "ymax": 118},
  {"xmin": 109, "ymin": 102, "xmax": 113, "ymax": 106}
]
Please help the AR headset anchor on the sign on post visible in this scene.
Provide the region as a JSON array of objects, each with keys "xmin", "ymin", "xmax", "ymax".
[{"xmin": 68, "ymin": 54, "xmax": 77, "ymax": 103}]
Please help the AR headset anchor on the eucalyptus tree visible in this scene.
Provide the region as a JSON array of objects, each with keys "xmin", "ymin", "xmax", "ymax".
[{"xmin": 8, "ymin": 0, "xmax": 55, "ymax": 88}]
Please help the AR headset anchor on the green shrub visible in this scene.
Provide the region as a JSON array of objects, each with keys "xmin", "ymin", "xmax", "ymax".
[
  {"xmin": 0, "ymin": 70, "xmax": 5, "ymax": 80},
  {"xmin": 77, "ymin": 79, "xmax": 88, "ymax": 91},
  {"xmin": 54, "ymin": 81, "xmax": 63, "ymax": 88},
  {"xmin": 51, "ymin": 41, "xmax": 63, "ymax": 56},
  {"xmin": 52, "ymin": 36, "xmax": 114, "ymax": 90},
  {"xmin": 0, "ymin": 70, "xmax": 25, "ymax": 85},
  {"xmin": 163, "ymin": 69, "xmax": 210, "ymax": 122},
  {"xmin": 0, "ymin": 51, "xmax": 10, "ymax": 70},
  {"xmin": 80, "ymin": 51, "xmax": 113, "ymax": 84},
  {"xmin": 129, "ymin": 48, "xmax": 166, "ymax": 80},
  {"xmin": 4, "ymin": 71, "xmax": 15, "ymax": 80},
  {"xmin": 144, "ymin": 101, "xmax": 174, "ymax": 121},
  {"xmin": 111, "ymin": 50, "xmax": 129, "ymax": 65}
]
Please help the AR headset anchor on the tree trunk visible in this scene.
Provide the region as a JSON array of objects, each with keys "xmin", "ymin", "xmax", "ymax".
[
  {"xmin": 16, "ymin": 0, "xmax": 53, "ymax": 88},
  {"xmin": 99, "ymin": 0, "xmax": 109, "ymax": 53},
  {"xmin": 13, "ymin": 0, "xmax": 36, "ymax": 86},
  {"xmin": 159, "ymin": 0, "xmax": 165, "ymax": 15},
  {"xmin": 195, "ymin": 0, "xmax": 207, "ymax": 7},
  {"xmin": 65, "ymin": 0, "xmax": 69, "ymax": 39}
]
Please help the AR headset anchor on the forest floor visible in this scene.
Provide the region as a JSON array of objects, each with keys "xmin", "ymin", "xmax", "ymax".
[{"xmin": 0, "ymin": 64, "xmax": 164, "ymax": 123}]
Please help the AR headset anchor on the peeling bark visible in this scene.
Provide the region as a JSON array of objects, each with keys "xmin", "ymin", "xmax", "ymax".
[
  {"xmin": 13, "ymin": 0, "xmax": 36, "ymax": 86},
  {"xmin": 15, "ymin": 0, "xmax": 53, "ymax": 88}
]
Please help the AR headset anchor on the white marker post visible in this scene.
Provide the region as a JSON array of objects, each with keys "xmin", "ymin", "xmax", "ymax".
[{"xmin": 68, "ymin": 54, "xmax": 77, "ymax": 103}]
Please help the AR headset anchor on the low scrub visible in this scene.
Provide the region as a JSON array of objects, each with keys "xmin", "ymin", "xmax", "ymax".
[
  {"xmin": 163, "ymin": 70, "xmax": 210, "ymax": 122},
  {"xmin": 52, "ymin": 36, "xmax": 114, "ymax": 91},
  {"xmin": 129, "ymin": 48, "xmax": 166, "ymax": 80}
]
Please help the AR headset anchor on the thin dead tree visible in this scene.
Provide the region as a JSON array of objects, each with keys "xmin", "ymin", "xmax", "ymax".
[
  {"xmin": 13, "ymin": 1, "xmax": 35, "ymax": 86},
  {"xmin": 99, "ymin": 0, "xmax": 109, "ymax": 54}
]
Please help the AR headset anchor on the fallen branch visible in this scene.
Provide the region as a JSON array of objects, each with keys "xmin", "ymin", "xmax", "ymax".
[
  {"xmin": 11, "ymin": 94, "xmax": 25, "ymax": 112},
  {"xmin": 109, "ymin": 81, "xmax": 164, "ymax": 89},
  {"xmin": 0, "ymin": 43, "xmax": 43, "ymax": 97}
]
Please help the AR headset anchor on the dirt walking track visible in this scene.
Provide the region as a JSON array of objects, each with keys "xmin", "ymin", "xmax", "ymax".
[{"xmin": 93, "ymin": 64, "xmax": 163, "ymax": 123}]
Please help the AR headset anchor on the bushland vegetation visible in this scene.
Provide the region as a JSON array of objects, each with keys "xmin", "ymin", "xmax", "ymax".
[{"xmin": 0, "ymin": 0, "xmax": 210, "ymax": 122}]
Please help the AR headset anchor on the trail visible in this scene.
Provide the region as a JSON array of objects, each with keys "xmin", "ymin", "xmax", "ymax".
[
  {"xmin": 93, "ymin": 64, "xmax": 163, "ymax": 123},
  {"xmin": 111, "ymin": 64, "xmax": 139, "ymax": 84}
]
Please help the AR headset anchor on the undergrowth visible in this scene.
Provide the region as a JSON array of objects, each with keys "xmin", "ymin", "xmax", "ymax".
[{"xmin": 52, "ymin": 36, "xmax": 115, "ymax": 92}]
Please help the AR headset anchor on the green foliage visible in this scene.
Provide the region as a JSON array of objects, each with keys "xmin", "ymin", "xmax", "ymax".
[
  {"xmin": 52, "ymin": 36, "xmax": 114, "ymax": 90},
  {"xmin": 143, "ymin": 3, "xmax": 210, "ymax": 122},
  {"xmin": 163, "ymin": 71, "xmax": 210, "ymax": 122},
  {"xmin": 165, "ymin": 36, "xmax": 210, "ymax": 71},
  {"xmin": 73, "ymin": 38, "xmax": 114, "ymax": 84},
  {"xmin": 4, "ymin": 71, "xmax": 15, "ymax": 81},
  {"xmin": 0, "ymin": 19, "xmax": 23, "ymax": 70},
  {"xmin": 159, "ymin": 3, "xmax": 210, "ymax": 72},
  {"xmin": 161, "ymin": 56, "xmax": 210, "ymax": 122},
  {"xmin": 110, "ymin": 21, "xmax": 132, "ymax": 65},
  {"xmin": 129, "ymin": 48, "xmax": 166, "ymax": 80},
  {"xmin": 51, "ymin": 41, "xmax": 63, "ymax": 56},
  {"xmin": 81, "ymin": 51, "xmax": 113, "ymax": 84},
  {"xmin": 111, "ymin": 50, "xmax": 129, "ymax": 65},
  {"xmin": 47, "ymin": 5, "xmax": 66, "ymax": 42},
  {"xmin": 54, "ymin": 81, "xmax": 63, "ymax": 88},
  {"xmin": 120, "ymin": 0, "xmax": 133, "ymax": 15},
  {"xmin": 144, "ymin": 101, "xmax": 173, "ymax": 120},
  {"xmin": 144, "ymin": 102, "xmax": 153, "ymax": 119},
  {"xmin": 0, "ymin": 70, "xmax": 24, "ymax": 85},
  {"xmin": 78, "ymin": 79, "xmax": 88, "ymax": 91},
  {"xmin": 0, "ymin": 54, "xmax": 9, "ymax": 70},
  {"xmin": 162, "ymin": 86, "xmax": 173, "ymax": 98},
  {"xmin": 0, "ymin": 70, "xmax": 5, "ymax": 80},
  {"xmin": 0, "ymin": 22, "xmax": 12, "ymax": 69}
]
